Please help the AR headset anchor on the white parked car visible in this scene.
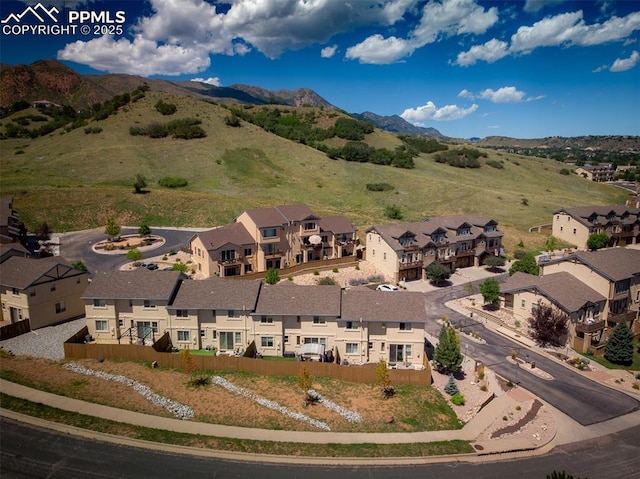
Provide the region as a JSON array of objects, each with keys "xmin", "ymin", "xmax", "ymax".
[{"xmin": 376, "ymin": 284, "xmax": 399, "ymax": 291}]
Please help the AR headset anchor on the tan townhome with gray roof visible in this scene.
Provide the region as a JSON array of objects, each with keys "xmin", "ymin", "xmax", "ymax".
[
  {"xmin": 540, "ymin": 248, "xmax": 640, "ymax": 342},
  {"xmin": 82, "ymin": 269, "xmax": 186, "ymax": 345},
  {"xmin": 1, "ymin": 256, "xmax": 88, "ymax": 329},
  {"xmin": 190, "ymin": 204, "xmax": 357, "ymax": 278},
  {"xmin": 366, "ymin": 214, "xmax": 503, "ymax": 283}
]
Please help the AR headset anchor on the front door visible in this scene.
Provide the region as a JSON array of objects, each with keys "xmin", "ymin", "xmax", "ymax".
[{"xmin": 9, "ymin": 307, "xmax": 21, "ymax": 323}]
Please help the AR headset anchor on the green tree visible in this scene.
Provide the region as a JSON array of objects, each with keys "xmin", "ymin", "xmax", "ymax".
[
  {"xmin": 546, "ymin": 471, "xmax": 587, "ymax": 479},
  {"xmin": 509, "ymin": 254, "xmax": 539, "ymax": 276},
  {"xmin": 426, "ymin": 262, "xmax": 451, "ymax": 285},
  {"xmin": 133, "ymin": 173, "xmax": 147, "ymax": 194},
  {"xmin": 444, "ymin": 374, "xmax": 460, "ymax": 396},
  {"xmin": 126, "ymin": 248, "xmax": 142, "ymax": 262},
  {"xmin": 265, "ymin": 267, "xmax": 280, "ymax": 285},
  {"xmin": 384, "ymin": 204, "xmax": 403, "ymax": 220},
  {"xmin": 138, "ymin": 223, "xmax": 151, "ymax": 236},
  {"xmin": 104, "ymin": 216, "xmax": 121, "ymax": 239},
  {"xmin": 479, "ymin": 278, "xmax": 501, "ymax": 307},
  {"xmin": 433, "ymin": 324, "xmax": 463, "ymax": 374},
  {"xmin": 545, "ymin": 236, "xmax": 559, "ymax": 251},
  {"xmin": 604, "ymin": 319, "xmax": 634, "ymax": 365},
  {"xmin": 587, "ymin": 232, "xmax": 609, "ymax": 250},
  {"xmin": 483, "ymin": 255, "xmax": 505, "ymax": 271},
  {"xmin": 71, "ymin": 260, "xmax": 87, "ymax": 271},
  {"xmin": 528, "ymin": 301, "xmax": 569, "ymax": 347},
  {"xmin": 375, "ymin": 359, "xmax": 395, "ymax": 399}
]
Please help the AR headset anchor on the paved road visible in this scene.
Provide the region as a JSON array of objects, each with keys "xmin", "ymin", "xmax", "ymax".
[
  {"xmin": 57, "ymin": 227, "xmax": 199, "ymax": 275},
  {"xmin": 1, "ymin": 418, "xmax": 639, "ymax": 478},
  {"xmin": 423, "ymin": 280, "xmax": 640, "ymax": 426}
]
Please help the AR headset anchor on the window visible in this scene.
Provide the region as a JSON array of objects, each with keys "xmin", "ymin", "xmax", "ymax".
[
  {"xmin": 50, "ymin": 283, "xmax": 56, "ymax": 292},
  {"xmin": 263, "ymin": 243, "xmax": 278, "ymax": 254},
  {"xmin": 261, "ymin": 316, "xmax": 273, "ymax": 323},
  {"xmin": 381, "ymin": 342, "xmax": 385, "ymax": 351},
  {"xmin": 95, "ymin": 320, "xmax": 108, "ymax": 332},
  {"xmin": 244, "ymin": 248, "xmax": 252, "ymax": 257},
  {"xmin": 201, "ymin": 329, "xmax": 205, "ymax": 338},
  {"xmin": 219, "ymin": 332, "xmax": 233, "ymax": 350},
  {"xmin": 55, "ymin": 301, "xmax": 66, "ymax": 314},
  {"xmin": 143, "ymin": 300, "xmax": 157, "ymax": 309},
  {"xmin": 176, "ymin": 309, "xmax": 189, "ymax": 318},
  {"xmin": 93, "ymin": 299, "xmax": 107, "ymax": 308},
  {"xmin": 245, "ymin": 264, "xmax": 253, "ymax": 273},
  {"xmin": 372, "ymin": 249, "xmax": 375, "ymax": 257},
  {"xmin": 383, "ymin": 252, "xmax": 386, "ymax": 260},
  {"xmin": 177, "ymin": 330, "xmax": 190, "ymax": 342},
  {"xmin": 346, "ymin": 343, "xmax": 358, "ymax": 354},
  {"xmin": 615, "ymin": 279, "xmax": 630, "ymax": 295},
  {"xmin": 29, "ymin": 289, "xmax": 36, "ymax": 297},
  {"xmin": 560, "ymin": 226, "xmax": 563, "ymax": 232},
  {"xmin": 399, "ymin": 322, "xmax": 412, "ymax": 331},
  {"xmin": 304, "ymin": 337, "xmax": 326, "ymax": 346},
  {"xmin": 228, "ymin": 310, "xmax": 240, "ymax": 318},
  {"xmin": 572, "ymin": 228, "xmax": 576, "ymax": 235},
  {"xmin": 345, "ymin": 321, "xmax": 358, "ymax": 330},
  {"xmin": 11, "ymin": 288, "xmax": 19, "ymax": 296},
  {"xmin": 304, "ymin": 222, "xmax": 316, "ymax": 230},
  {"xmin": 313, "ymin": 316, "xmax": 325, "ymax": 324},
  {"xmin": 368, "ymin": 341, "xmax": 373, "ymax": 350},
  {"xmin": 118, "ymin": 319, "xmax": 124, "ymax": 327},
  {"xmin": 263, "ymin": 228, "xmax": 277, "ymax": 238},
  {"xmin": 213, "ymin": 330, "xmax": 217, "ymax": 339},
  {"xmin": 521, "ymin": 299, "xmax": 526, "ymax": 308},
  {"xmin": 405, "ymin": 345, "xmax": 412, "ymax": 357},
  {"xmin": 261, "ymin": 336, "xmax": 274, "ymax": 347},
  {"xmin": 234, "ymin": 332, "xmax": 242, "ymax": 344},
  {"xmin": 221, "ymin": 250, "xmax": 235, "ymax": 261},
  {"xmin": 284, "ymin": 335, "xmax": 289, "ymax": 343}
]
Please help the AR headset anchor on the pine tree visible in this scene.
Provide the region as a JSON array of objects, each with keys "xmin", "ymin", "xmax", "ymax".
[
  {"xmin": 444, "ymin": 374, "xmax": 459, "ymax": 396},
  {"xmin": 604, "ymin": 319, "xmax": 634, "ymax": 365},
  {"xmin": 433, "ymin": 324, "xmax": 463, "ymax": 374}
]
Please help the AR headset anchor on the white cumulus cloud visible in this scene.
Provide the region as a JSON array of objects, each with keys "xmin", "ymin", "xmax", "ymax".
[
  {"xmin": 610, "ymin": 50, "xmax": 640, "ymax": 72},
  {"xmin": 456, "ymin": 9, "xmax": 640, "ymax": 66},
  {"xmin": 478, "ymin": 86, "xmax": 526, "ymax": 103},
  {"xmin": 401, "ymin": 101, "xmax": 478, "ymax": 123},
  {"xmin": 191, "ymin": 77, "xmax": 221, "ymax": 86},
  {"xmin": 345, "ymin": 35, "xmax": 412, "ymax": 64},
  {"xmin": 321, "ymin": 45, "xmax": 338, "ymax": 58}
]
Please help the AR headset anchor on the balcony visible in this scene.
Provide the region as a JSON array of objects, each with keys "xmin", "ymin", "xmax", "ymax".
[
  {"xmin": 218, "ymin": 256, "xmax": 242, "ymax": 265},
  {"xmin": 263, "ymin": 249, "xmax": 283, "ymax": 258},
  {"xmin": 575, "ymin": 319, "xmax": 605, "ymax": 334},
  {"xmin": 399, "ymin": 260, "xmax": 423, "ymax": 270},
  {"xmin": 607, "ymin": 310, "xmax": 637, "ymax": 325}
]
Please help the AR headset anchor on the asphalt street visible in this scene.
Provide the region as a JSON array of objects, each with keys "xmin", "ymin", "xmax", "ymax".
[
  {"xmin": 1, "ymin": 418, "xmax": 639, "ymax": 479},
  {"xmin": 424, "ymin": 279, "xmax": 640, "ymax": 426}
]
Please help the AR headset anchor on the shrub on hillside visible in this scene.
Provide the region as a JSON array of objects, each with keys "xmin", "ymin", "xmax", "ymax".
[
  {"xmin": 155, "ymin": 100, "xmax": 177, "ymax": 116},
  {"xmin": 486, "ymin": 159, "xmax": 504, "ymax": 169},
  {"xmin": 366, "ymin": 183, "xmax": 395, "ymax": 191},
  {"xmin": 158, "ymin": 177, "xmax": 188, "ymax": 188}
]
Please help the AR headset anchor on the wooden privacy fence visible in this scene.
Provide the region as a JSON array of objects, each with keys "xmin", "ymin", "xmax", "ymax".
[
  {"xmin": 0, "ymin": 319, "xmax": 30, "ymax": 340},
  {"xmin": 225, "ymin": 256, "xmax": 358, "ymax": 281},
  {"xmin": 64, "ymin": 340, "xmax": 431, "ymax": 386}
]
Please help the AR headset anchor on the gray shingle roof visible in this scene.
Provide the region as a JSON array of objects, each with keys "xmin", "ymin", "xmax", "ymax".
[
  {"xmin": 553, "ymin": 205, "xmax": 639, "ymax": 228},
  {"xmin": 341, "ymin": 289, "xmax": 428, "ymax": 323},
  {"xmin": 253, "ymin": 283, "xmax": 341, "ymax": 316},
  {"xmin": 502, "ymin": 272, "xmax": 607, "ymax": 313},
  {"xmin": 0, "ymin": 256, "xmax": 86, "ymax": 289},
  {"xmin": 82, "ymin": 270, "xmax": 184, "ymax": 300},
  {"xmin": 318, "ymin": 216, "xmax": 356, "ymax": 235},
  {"xmin": 194, "ymin": 223, "xmax": 254, "ymax": 251},
  {"xmin": 241, "ymin": 204, "xmax": 319, "ymax": 228},
  {"xmin": 570, "ymin": 248, "xmax": 640, "ymax": 281},
  {"xmin": 170, "ymin": 278, "xmax": 262, "ymax": 310}
]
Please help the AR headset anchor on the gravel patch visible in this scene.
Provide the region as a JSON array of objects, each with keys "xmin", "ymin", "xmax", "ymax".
[{"xmin": 0, "ymin": 317, "xmax": 86, "ymax": 360}]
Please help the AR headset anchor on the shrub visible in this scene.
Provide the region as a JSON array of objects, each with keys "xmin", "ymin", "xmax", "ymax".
[
  {"xmin": 450, "ymin": 393, "xmax": 465, "ymax": 406},
  {"xmin": 265, "ymin": 268, "xmax": 280, "ymax": 285},
  {"xmin": 224, "ymin": 114, "xmax": 241, "ymax": 127},
  {"xmin": 486, "ymin": 159, "xmax": 504, "ymax": 169},
  {"xmin": 155, "ymin": 100, "xmax": 177, "ymax": 115},
  {"xmin": 158, "ymin": 176, "xmax": 188, "ymax": 188},
  {"xmin": 384, "ymin": 204, "xmax": 403, "ymax": 220},
  {"xmin": 513, "ymin": 249, "xmax": 527, "ymax": 260},
  {"xmin": 332, "ymin": 267, "xmax": 339, "ymax": 273},
  {"xmin": 559, "ymin": 168, "xmax": 571, "ymax": 175},
  {"xmin": 521, "ymin": 198, "xmax": 529, "ymax": 206},
  {"xmin": 317, "ymin": 276, "xmax": 336, "ymax": 285},
  {"xmin": 366, "ymin": 182, "xmax": 395, "ymax": 191},
  {"xmin": 444, "ymin": 374, "xmax": 460, "ymax": 396},
  {"xmin": 480, "ymin": 384, "xmax": 488, "ymax": 392}
]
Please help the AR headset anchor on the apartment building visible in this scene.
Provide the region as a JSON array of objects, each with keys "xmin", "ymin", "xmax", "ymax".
[
  {"xmin": 190, "ymin": 204, "xmax": 357, "ymax": 278},
  {"xmin": 575, "ymin": 163, "xmax": 616, "ymax": 182},
  {"xmin": 551, "ymin": 205, "xmax": 640, "ymax": 249},
  {"xmin": 0, "ymin": 256, "xmax": 89, "ymax": 328},
  {"xmin": 366, "ymin": 214, "xmax": 503, "ymax": 283}
]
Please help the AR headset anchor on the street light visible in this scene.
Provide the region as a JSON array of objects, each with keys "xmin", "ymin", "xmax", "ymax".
[{"xmin": 514, "ymin": 362, "xmax": 520, "ymax": 386}]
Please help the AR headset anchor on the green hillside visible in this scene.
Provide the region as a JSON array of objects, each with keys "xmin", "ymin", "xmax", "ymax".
[{"xmin": 0, "ymin": 92, "xmax": 626, "ymax": 252}]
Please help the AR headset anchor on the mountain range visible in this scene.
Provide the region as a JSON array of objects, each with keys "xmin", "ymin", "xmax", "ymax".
[{"xmin": 0, "ymin": 59, "xmax": 442, "ymax": 137}]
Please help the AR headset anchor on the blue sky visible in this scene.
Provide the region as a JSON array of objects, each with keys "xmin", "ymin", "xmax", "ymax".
[{"xmin": 1, "ymin": 0, "xmax": 639, "ymax": 139}]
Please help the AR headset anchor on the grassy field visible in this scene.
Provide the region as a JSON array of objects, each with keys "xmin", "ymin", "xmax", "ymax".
[{"xmin": 0, "ymin": 92, "xmax": 626, "ymax": 252}]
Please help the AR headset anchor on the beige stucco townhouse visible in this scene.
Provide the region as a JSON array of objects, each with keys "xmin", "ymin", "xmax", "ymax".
[
  {"xmin": 167, "ymin": 277, "xmax": 261, "ymax": 352},
  {"xmin": 551, "ymin": 205, "xmax": 640, "ymax": 250},
  {"xmin": 539, "ymin": 248, "xmax": 640, "ymax": 339},
  {"xmin": 1, "ymin": 256, "xmax": 88, "ymax": 328},
  {"xmin": 366, "ymin": 214, "xmax": 503, "ymax": 283},
  {"xmin": 83, "ymin": 270, "xmax": 186, "ymax": 345},
  {"xmin": 190, "ymin": 204, "xmax": 357, "ymax": 279},
  {"xmin": 500, "ymin": 272, "xmax": 607, "ymax": 352}
]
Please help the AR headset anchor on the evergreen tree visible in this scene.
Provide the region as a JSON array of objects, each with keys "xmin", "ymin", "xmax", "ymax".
[
  {"xmin": 604, "ymin": 319, "xmax": 634, "ymax": 365},
  {"xmin": 265, "ymin": 267, "xmax": 280, "ymax": 285},
  {"xmin": 433, "ymin": 324, "xmax": 463, "ymax": 374},
  {"xmin": 104, "ymin": 216, "xmax": 121, "ymax": 239},
  {"xmin": 444, "ymin": 374, "xmax": 460, "ymax": 396}
]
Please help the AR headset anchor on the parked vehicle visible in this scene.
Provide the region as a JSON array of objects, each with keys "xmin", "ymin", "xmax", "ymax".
[
  {"xmin": 141, "ymin": 262, "xmax": 158, "ymax": 270},
  {"xmin": 376, "ymin": 284, "xmax": 399, "ymax": 291}
]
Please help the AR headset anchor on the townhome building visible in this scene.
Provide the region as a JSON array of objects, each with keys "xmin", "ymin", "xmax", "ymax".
[
  {"xmin": 366, "ymin": 214, "xmax": 503, "ymax": 283},
  {"xmin": 167, "ymin": 278, "xmax": 261, "ymax": 353},
  {"xmin": 575, "ymin": 163, "xmax": 616, "ymax": 182},
  {"xmin": 82, "ymin": 273, "xmax": 429, "ymax": 367},
  {"xmin": 500, "ymin": 272, "xmax": 607, "ymax": 352},
  {"xmin": 551, "ymin": 205, "xmax": 640, "ymax": 249},
  {"xmin": 0, "ymin": 256, "xmax": 89, "ymax": 328},
  {"xmin": 190, "ymin": 204, "xmax": 357, "ymax": 278},
  {"xmin": 539, "ymin": 248, "xmax": 640, "ymax": 340},
  {"xmin": 82, "ymin": 270, "xmax": 186, "ymax": 345},
  {"xmin": 0, "ymin": 196, "xmax": 24, "ymax": 244}
]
